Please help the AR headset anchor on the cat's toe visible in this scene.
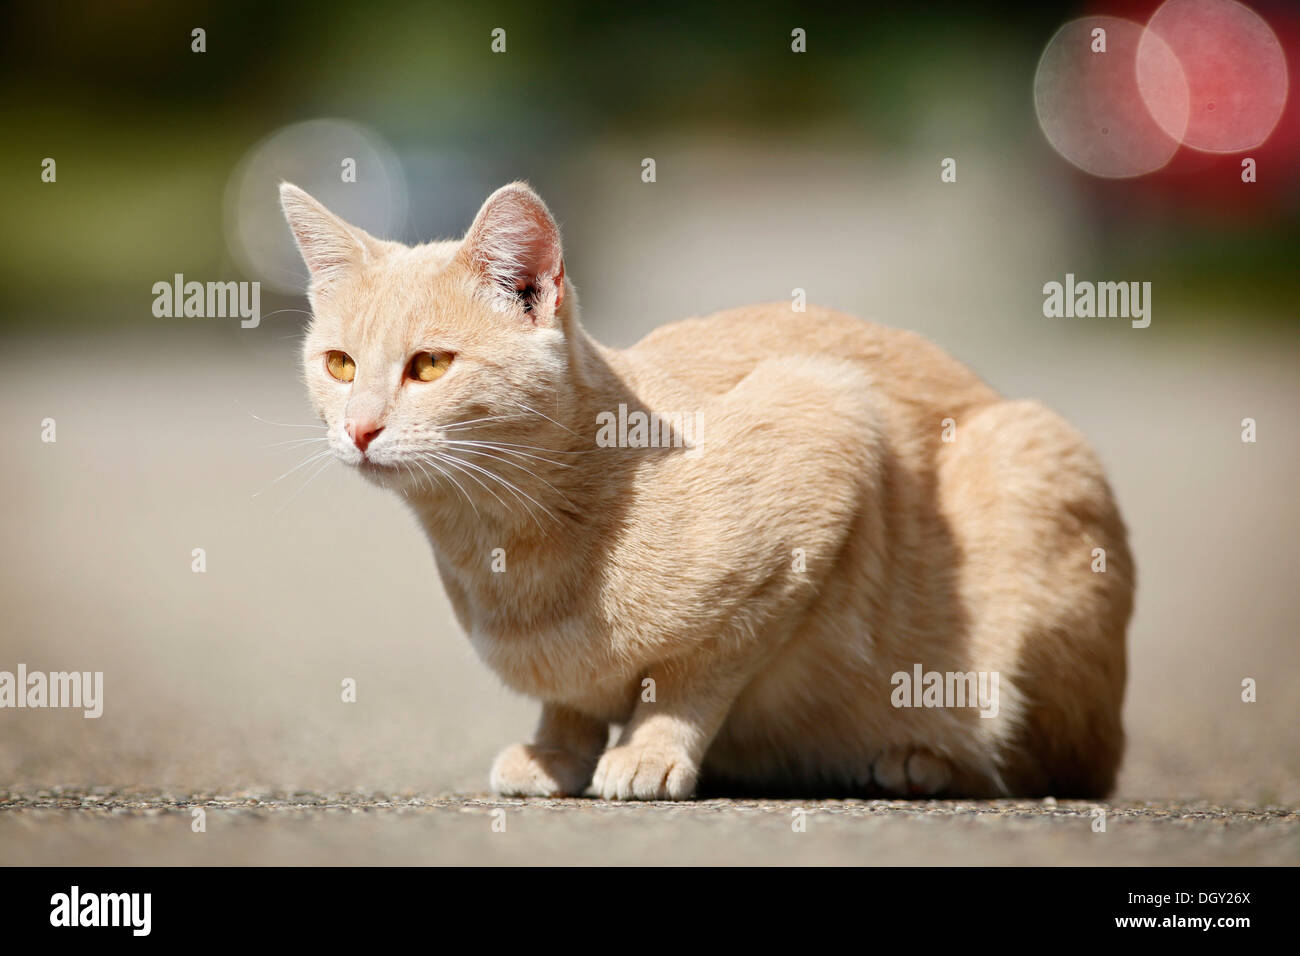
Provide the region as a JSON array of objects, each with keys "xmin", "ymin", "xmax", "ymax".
[
  {"xmin": 489, "ymin": 742, "xmax": 594, "ymax": 797},
  {"xmin": 871, "ymin": 750, "xmax": 909, "ymax": 793},
  {"xmin": 905, "ymin": 751, "xmax": 952, "ymax": 795},
  {"xmin": 592, "ymin": 744, "xmax": 697, "ymax": 800},
  {"xmin": 871, "ymin": 748, "xmax": 952, "ymax": 796}
]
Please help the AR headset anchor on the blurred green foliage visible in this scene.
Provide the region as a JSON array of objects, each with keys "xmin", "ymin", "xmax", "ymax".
[{"xmin": 0, "ymin": 0, "xmax": 1294, "ymax": 325}]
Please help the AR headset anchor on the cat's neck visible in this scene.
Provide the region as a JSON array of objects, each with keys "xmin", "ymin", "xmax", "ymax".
[{"xmin": 407, "ymin": 320, "xmax": 630, "ymax": 591}]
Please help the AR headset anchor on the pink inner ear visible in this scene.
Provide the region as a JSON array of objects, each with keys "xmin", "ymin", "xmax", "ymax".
[
  {"xmin": 468, "ymin": 190, "xmax": 563, "ymax": 296},
  {"xmin": 514, "ymin": 204, "xmax": 561, "ymax": 284}
]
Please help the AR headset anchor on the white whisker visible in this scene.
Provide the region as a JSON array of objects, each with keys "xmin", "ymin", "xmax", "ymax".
[
  {"xmin": 421, "ymin": 454, "xmax": 500, "ymax": 520},
  {"xmin": 436, "ymin": 451, "xmax": 558, "ymax": 532},
  {"xmin": 507, "ymin": 399, "xmax": 582, "ymax": 438},
  {"xmin": 240, "ymin": 404, "xmax": 327, "ymax": 430},
  {"xmin": 263, "ymin": 436, "xmax": 330, "ymax": 449},
  {"xmin": 439, "ymin": 445, "xmax": 577, "ymax": 509},
  {"xmin": 447, "ymin": 438, "xmax": 592, "ymax": 455},
  {"xmin": 440, "ymin": 412, "xmax": 534, "ymax": 433},
  {"xmin": 253, "ymin": 449, "xmax": 334, "ymax": 497},
  {"xmin": 275, "ymin": 454, "xmax": 335, "ymax": 515},
  {"xmin": 442, "ymin": 439, "xmax": 574, "ymax": 469}
]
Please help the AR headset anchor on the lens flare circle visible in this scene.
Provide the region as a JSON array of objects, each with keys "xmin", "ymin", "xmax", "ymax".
[
  {"xmin": 1035, "ymin": 17, "xmax": 1189, "ymax": 179},
  {"xmin": 223, "ymin": 119, "xmax": 408, "ymax": 295},
  {"xmin": 1140, "ymin": 0, "xmax": 1288, "ymax": 152}
]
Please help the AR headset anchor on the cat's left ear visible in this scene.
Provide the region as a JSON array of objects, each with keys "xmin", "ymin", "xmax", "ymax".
[
  {"xmin": 279, "ymin": 183, "xmax": 384, "ymax": 289},
  {"xmin": 458, "ymin": 182, "xmax": 566, "ymax": 325}
]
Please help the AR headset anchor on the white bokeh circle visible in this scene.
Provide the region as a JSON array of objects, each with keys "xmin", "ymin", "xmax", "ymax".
[
  {"xmin": 1035, "ymin": 17, "xmax": 1189, "ymax": 179},
  {"xmin": 223, "ymin": 119, "xmax": 407, "ymax": 295}
]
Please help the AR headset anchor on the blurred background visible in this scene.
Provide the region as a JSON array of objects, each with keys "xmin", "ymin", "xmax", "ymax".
[{"xmin": 0, "ymin": 0, "xmax": 1297, "ymax": 862}]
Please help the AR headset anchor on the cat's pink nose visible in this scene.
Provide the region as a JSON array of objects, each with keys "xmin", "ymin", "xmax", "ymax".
[{"xmin": 346, "ymin": 421, "xmax": 384, "ymax": 453}]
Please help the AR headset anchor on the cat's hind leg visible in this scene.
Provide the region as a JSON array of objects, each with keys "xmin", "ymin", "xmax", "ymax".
[{"xmin": 871, "ymin": 748, "xmax": 954, "ymax": 796}]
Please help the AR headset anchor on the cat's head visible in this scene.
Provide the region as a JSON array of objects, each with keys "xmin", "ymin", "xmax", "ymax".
[{"xmin": 280, "ymin": 182, "xmax": 577, "ymax": 500}]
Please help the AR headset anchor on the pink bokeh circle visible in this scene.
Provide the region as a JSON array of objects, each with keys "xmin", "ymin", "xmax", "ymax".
[{"xmin": 1140, "ymin": 0, "xmax": 1288, "ymax": 153}]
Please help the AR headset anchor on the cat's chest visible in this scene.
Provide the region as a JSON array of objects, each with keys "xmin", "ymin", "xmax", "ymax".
[
  {"xmin": 435, "ymin": 557, "xmax": 636, "ymax": 712},
  {"xmin": 466, "ymin": 617, "xmax": 636, "ymax": 718}
]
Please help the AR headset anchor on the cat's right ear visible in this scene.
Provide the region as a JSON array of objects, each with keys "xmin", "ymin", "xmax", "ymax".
[{"xmin": 279, "ymin": 183, "xmax": 380, "ymax": 287}]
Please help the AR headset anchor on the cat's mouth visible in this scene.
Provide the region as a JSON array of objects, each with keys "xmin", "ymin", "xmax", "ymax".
[{"xmin": 355, "ymin": 456, "xmax": 407, "ymax": 489}]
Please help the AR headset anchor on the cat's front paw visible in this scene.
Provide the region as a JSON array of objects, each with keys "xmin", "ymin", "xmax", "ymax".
[
  {"xmin": 592, "ymin": 743, "xmax": 697, "ymax": 800},
  {"xmin": 489, "ymin": 742, "xmax": 595, "ymax": 797}
]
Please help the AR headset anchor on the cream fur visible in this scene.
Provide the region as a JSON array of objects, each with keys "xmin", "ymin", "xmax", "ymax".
[{"xmin": 281, "ymin": 181, "xmax": 1134, "ymax": 800}]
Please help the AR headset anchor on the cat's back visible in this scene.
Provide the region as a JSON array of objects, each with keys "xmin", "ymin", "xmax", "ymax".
[{"xmin": 619, "ymin": 302, "xmax": 1000, "ymax": 422}]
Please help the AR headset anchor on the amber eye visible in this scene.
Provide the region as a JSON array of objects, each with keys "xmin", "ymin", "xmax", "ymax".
[
  {"xmin": 325, "ymin": 350, "xmax": 356, "ymax": 383},
  {"xmin": 408, "ymin": 352, "xmax": 453, "ymax": 383}
]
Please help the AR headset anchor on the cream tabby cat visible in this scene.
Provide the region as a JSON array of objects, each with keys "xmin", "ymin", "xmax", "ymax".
[{"xmin": 280, "ymin": 181, "xmax": 1133, "ymax": 799}]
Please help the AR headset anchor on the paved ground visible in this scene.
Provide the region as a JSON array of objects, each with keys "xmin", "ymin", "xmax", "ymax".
[{"xmin": 3, "ymin": 790, "xmax": 1296, "ymax": 866}]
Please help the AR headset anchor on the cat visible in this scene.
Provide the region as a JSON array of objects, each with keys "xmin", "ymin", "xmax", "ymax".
[{"xmin": 280, "ymin": 181, "xmax": 1134, "ymax": 799}]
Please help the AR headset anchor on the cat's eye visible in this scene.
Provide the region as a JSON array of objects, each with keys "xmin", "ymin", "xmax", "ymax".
[
  {"xmin": 325, "ymin": 350, "xmax": 356, "ymax": 383},
  {"xmin": 408, "ymin": 352, "xmax": 454, "ymax": 383}
]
